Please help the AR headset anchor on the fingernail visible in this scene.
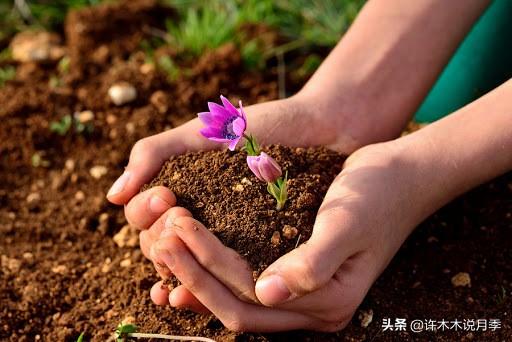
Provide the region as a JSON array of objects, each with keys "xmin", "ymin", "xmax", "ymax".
[
  {"xmin": 255, "ymin": 275, "xmax": 291, "ymax": 305},
  {"xmin": 149, "ymin": 195, "xmax": 170, "ymax": 214},
  {"xmin": 107, "ymin": 171, "xmax": 131, "ymax": 198},
  {"xmin": 168, "ymin": 290, "xmax": 178, "ymax": 306}
]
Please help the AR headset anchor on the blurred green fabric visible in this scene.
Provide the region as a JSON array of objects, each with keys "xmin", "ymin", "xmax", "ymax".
[{"xmin": 414, "ymin": 0, "xmax": 512, "ymax": 122}]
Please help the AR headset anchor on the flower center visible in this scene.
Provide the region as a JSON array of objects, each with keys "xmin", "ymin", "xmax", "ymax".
[{"xmin": 222, "ymin": 116, "xmax": 239, "ymax": 139}]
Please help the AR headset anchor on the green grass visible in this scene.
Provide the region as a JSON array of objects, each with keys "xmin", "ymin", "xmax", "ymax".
[{"xmin": 161, "ymin": 0, "xmax": 365, "ymax": 69}]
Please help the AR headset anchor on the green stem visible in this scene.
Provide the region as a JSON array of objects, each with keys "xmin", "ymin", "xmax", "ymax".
[{"xmin": 243, "ymin": 133, "xmax": 260, "ymax": 156}]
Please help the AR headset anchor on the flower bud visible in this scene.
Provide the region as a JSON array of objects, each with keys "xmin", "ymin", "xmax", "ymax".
[{"xmin": 247, "ymin": 152, "xmax": 282, "ymax": 183}]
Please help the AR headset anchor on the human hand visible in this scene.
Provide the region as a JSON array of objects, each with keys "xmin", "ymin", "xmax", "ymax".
[{"xmin": 148, "ymin": 141, "xmax": 434, "ymax": 331}]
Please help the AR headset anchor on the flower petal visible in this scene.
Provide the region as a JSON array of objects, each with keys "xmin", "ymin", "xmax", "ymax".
[
  {"xmin": 198, "ymin": 112, "xmax": 214, "ymax": 125},
  {"xmin": 238, "ymin": 100, "xmax": 247, "ymax": 123},
  {"xmin": 208, "ymin": 137, "xmax": 232, "ymax": 143},
  {"xmin": 259, "ymin": 152, "xmax": 282, "ymax": 182},
  {"xmin": 232, "ymin": 117, "xmax": 246, "ymax": 137},
  {"xmin": 208, "ymin": 102, "xmax": 232, "ymax": 121},
  {"xmin": 247, "ymin": 155, "xmax": 263, "ymax": 181},
  {"xmin": 228, "ymin": 136, "xmax": 242, "ymax": 151},
  {"xmin": 200, "ymin": 127, "xmax": 222, "ymax": 139},
  {"xmin": 220, "ymin": 95, "xmax": 241, "ymax": 118}
]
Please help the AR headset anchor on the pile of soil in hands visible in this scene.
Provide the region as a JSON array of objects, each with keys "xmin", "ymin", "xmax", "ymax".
[{"xmin": 144, "ymin": 145, "xmax": 345, "ymax": 274}]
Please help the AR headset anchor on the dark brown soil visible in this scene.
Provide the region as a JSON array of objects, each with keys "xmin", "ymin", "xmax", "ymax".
[
  {"xmin": 0, "ymin": 1, "xmax": 510, "ymax": 341},
  {"xmin": 144, "ymin": 146, "xmax": 344, "ymax": 274}
]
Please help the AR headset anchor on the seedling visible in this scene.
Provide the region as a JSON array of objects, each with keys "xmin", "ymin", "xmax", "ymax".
[
  {"xmin": 76, "ymin": 332, "xmax": 84, "ymax": 342},
  {"xmin": 57, "ymin": 56, "xmax": 70, "ymax": 74},
  {"xmin": 50, "ymin": 114, "xmax": 94, "ymax": 136},
  {"xmin": 114, "ymin": 322, "xmax": 216, "ymax": 342},
  {"xmin": 198, "ymin": 95, "xmax": 289, "ymax": 210},
  {"xmin": 31, "ymin": 152, "xmax": 50, "ymax": 168},
  {"xmin": 50, "ymin": 115, "xmax": 73, "ymax": 135}
]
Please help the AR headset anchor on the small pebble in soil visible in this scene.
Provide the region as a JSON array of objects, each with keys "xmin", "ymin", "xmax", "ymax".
[
  {"xmin": 232, "ymin": 183, "xmax": 245, "ymax": 192},
  {"xmin": 120, "ymin": 258, "xmax": 132, "ymax": 267},
  {"xmin": 150, "ymin": 90, "xmax": 169, "ymax": 114},
  {"xmin": 282, "ymin": 225, "xmax": 298, "ymax": 240},
  {"xmin": 51, "ymin": 265, "xmax": 68, "ymax": 274},
  {"xmin": 10, "ymin": 31, "xmax": 65, "ymax": 63},
  {"xmin": 26, "ymin": 192, "xmax": 41, "ymax": 205},
  {"xmin": 140, "ymin": 63, "xmax": 155, "ymax": 74},
  {"xmin": 106, "ymin": 113, "xmax": 117, "ymax": 125},
  {"xmin": 1, "ymin": 255, "xmax": 22, "ymax": 273},
  {"xmin": 108, "ymin": 82, "xmax": 137, "ymax": 106},
  {"xmin": 74, "ymin": 191, "xmax": 85, "ymax": 202},
  {"xmin": 451, "ymin": 272, "xmax": 471, "ymax": 287},
  {"xmin": 75, "ymin": 110, "xmax": 94, "ymax": 123},
  {"xmin": 271, "ymin": 231, "xmax": 281, "ymax": 246},
  {"xmin": 358, "ymin": 309, "xmax": 374, "ymax": 328},
  {"xmin": 98, "ymin": 213, "xmax": 110, "ymax": 234},
  {"xmin": 113, "ymin": 224, "xmax": 139, "ymax": 248},
  {"xmin": 89, "ymin": 165, "xmax": 108, "ymax": 179},
  {"xmin": 22, "ymin": 252, "xmax": 34, "ymax": 263},
  {"xmin": 101, "ymin": 258, "xmax": 112, "ymax": 273},
  {"xmin": 64, "ymin": 159, "xmax": 75, "ymax": 171},
  {"xmin": 122, "ymin": 315, "xmax": 136, "ymax": 325},
  {"xmin": 125, "ymin": 122, "xmax": 135, "ymax": 134}
]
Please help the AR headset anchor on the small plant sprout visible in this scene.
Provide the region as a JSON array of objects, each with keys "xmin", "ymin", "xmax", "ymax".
[
  {"xmin": 198, "ymin": 95, "xmax": 289, "ymax": 210},
  {"xmin": 114, "ymin": 322, "xmax": 216, "ymax": 342},
  {"xmin": 50, "ymin": 115, "xmax": 73, "ymax": 135},
  {"xmin": 247, "ymin": 152, "xmax": 288, "ymax": 210},
  {"xmin": 76, "ymin": 332, "xmax": 84, "ymax": 342},
  {"xmin": 50, "ymin": 113, "xmax": 94, "ymax": 136}
]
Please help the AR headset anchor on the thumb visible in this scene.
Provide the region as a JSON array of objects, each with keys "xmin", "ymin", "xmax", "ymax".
[
  {"xmin": 106, "ymin": 134, "xmax": 171, "ymax": 205},
  {"xmin": 255, "ymin": 226, "xmax": 356, "ymax": 306},
  {"xmin": 107, "ymin": 120, "xmax": 221, "ymax": 205}
]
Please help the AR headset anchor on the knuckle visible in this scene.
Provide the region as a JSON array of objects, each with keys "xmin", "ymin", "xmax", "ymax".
[{"xmin": 223, "ymin": 313, "xmax": 248, "ymax": 332}]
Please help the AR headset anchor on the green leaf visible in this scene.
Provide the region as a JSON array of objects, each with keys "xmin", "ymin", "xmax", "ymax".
[
  {"xmin": 76, "ymin": 332, "xmax": 84, "ymax": 342},
  {"xmin": 50, "ymin": 115, "xmax": 73, "ymax": 135},
  {"xmin": 115, "ymin": 323, "xmax": 138, "ymax": 341},
  {"xmin": 244, "ymin": 134, "xmax": 260, "ymax": 156}
]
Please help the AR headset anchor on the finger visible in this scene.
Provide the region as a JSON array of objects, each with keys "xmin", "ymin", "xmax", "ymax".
[
  {"xmin": 163, "ymin": 216, "xmax": 257, "ymax": 303},
  {"xmin": 106, "ymin": 120, "xmax": 218, "ymax": 205},
  {"xmin": 169, "ymin": 285, "xmax": 211, "ymax": 314},
  {"xmin": 270, "ymin": 252, "xmax": 376, "ymax": 322},
  {"xmin": 153, "ymin": 234, "xmax": 317, "ymax": 332},
  {"xmin": 140, "ymin": 207, "xmax": 193, "ymax": 260},
  {"xmin": 150, "ymin": 280, "xmax": 170, "ymax": 306},
  {"xmin": 255, "ymin": 175, "xmax": 362, "ymax": 306},
  {"xmin": 124, "ymin": 186, "xmax": 176, "ymax": 230}
]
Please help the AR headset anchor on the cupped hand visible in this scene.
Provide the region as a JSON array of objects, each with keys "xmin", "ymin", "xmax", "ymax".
[
  {"xmin": 146, "ymin": 141, "xmax": 432, "ymax": 332},
  {"xmin": 106, "ymin": 93, "xmax": 417, "ymax": 332}
]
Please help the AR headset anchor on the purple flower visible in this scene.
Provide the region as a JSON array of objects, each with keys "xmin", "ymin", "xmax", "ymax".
[
  {"xmin": 247, "ymin": 152, "xmax": 282, "ymax": 183},
  {"xmin": 198, "ymin": 95, "xmax": 247, "ymax": 151}
]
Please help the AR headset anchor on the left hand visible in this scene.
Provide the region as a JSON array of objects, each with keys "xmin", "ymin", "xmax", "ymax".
[{"xmin": 147, "ymin": 141, "xmax": 431, "ymax": 332}]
